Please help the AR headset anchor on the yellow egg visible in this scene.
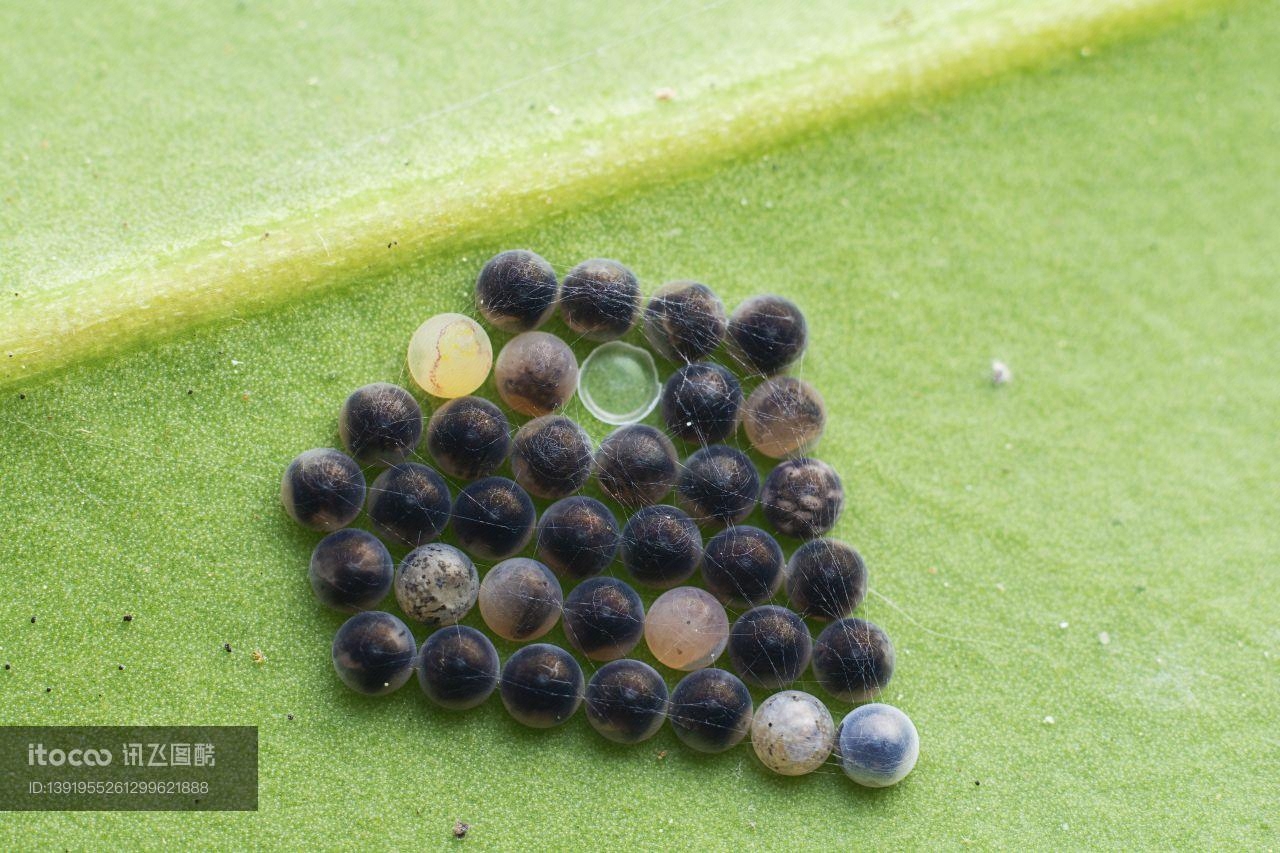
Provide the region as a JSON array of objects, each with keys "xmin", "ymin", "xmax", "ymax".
[{"xmin": 407, "ymin": 313, "xmax": 493, "ymax": 398}]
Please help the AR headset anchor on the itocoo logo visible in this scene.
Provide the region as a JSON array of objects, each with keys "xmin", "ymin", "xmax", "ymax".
[{"xmin": 27, "ymin": 743, "xmax": 113, "ymax": 766}]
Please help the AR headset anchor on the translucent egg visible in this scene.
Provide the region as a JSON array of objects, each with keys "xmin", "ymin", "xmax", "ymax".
[
  {"xmin": 837, "ymin": 703, "xmax": 919, "ymax": 787},
  {"xmin": 578, "ymin": 341, "xmax": 660, "ymax": 426},
  {"xmin": 494, "ymin": 331, "xmax": 578, "ymax": 416},
  {"xmin": 407, "ymin": 312, "xmax": 493, "ymax": 399},
  {"xmin": 742, "ymin": 376, "xmax": 826, "ymax": 459},
  {"xmin": 644, "ymin": 586, "xmax": 729, "ymax": 671}
]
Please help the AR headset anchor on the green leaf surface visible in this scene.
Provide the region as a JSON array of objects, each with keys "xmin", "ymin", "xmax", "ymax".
[{"xmin": 2, "ymin": 0, "xmax": 1278, "ymax": 850}]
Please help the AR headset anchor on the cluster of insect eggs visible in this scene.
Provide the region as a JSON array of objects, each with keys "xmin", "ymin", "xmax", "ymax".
[{"xmin": 284, "ymin": 249, "xmax": 918, "ymax": 786}]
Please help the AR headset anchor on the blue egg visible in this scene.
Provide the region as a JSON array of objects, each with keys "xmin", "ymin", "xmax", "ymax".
[{"xmin": 836, "ymin": 703, "xmax": 919, "ymax": 787}]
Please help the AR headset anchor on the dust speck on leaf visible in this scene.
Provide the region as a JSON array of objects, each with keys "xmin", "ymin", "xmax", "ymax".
[{"xmin": 991, "ymin": 359, "xmax": 1012, "ymax": 385}]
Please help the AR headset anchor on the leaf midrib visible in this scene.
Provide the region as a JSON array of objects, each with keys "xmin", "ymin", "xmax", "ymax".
[{"xmin": 0, "ymin": 0, "xmax": 1217, "ymax": 386}]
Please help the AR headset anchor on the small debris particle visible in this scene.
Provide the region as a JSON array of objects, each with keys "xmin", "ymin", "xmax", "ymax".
[
  {"xmin": 230, "ymin": 358, "xmax": 244, "ymax": 367},
  {"xmin": 546, "ymin": 104, "xmax": 561, "ymax": 116},
  {"xmin": 991, "ymin": 359, "xmax": 1012, "ymax": 385},
  {"xmin": 654, "ymin": 87, "xmax": 677, "ymax": 101},
  {"xmin": 452, "ymin": 821, "xmax": 470, "ymax": 839},
  {"xmin": 656, "ymin": 750, "xmax": 668, "ymax": 761},
  {"xmin": 927, "ymin": 566, "xmax": 938, "ymax": 575},
  {"xmin": 1043, "ymin": 715, "xmax": 1055, "ymax": 725},
  {"xmin": 122, "ymin": 614, "xmax": 133, "ymax": 622},
  {"xmin": 1098, "ymin": 631, "xmax": 1111, "ymax": 645},
  {"xmin": 1080, "ymin": 45, "xmax": 1094, "ymax": 58},
  {"xmin": 251, "ymin": 649, "xmax": 266, "ymax": 664},
  {"xmin": 995, "ymin": 582, "xmax": 1006, "ymax": 593},
  {"xmin": 223, "ymin": 643, "xmax": 233, "ymax": 653},
  {"xmin": 1059, "ymin": 621, "xmax": 1069, "ymax": 629}
]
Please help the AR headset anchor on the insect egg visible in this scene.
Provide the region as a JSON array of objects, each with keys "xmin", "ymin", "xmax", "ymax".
[
  {"xmin": 510, "ymin": 415, "xmax": 593, "ymax": 500},
  {"xmin": 642, "ymin": 280, "xmax": 727, "ymax": 363},
  {"xmin": 668, "ymin": 668, "xmax": 753, "ymax": 753},
  {"xmin": 559, "ymin": 258, "xmax": 641, "ymax": 341},
  {"xmin": 309, "ymin": 529, "xmax": 394, "ymax": 613},
  {"xmin": 475, "ymin": 249, "xmax": 559, "ymax": 332},
  {"xmin": 331, "ymin": 611, "xmax": 416, "ymax": 696},
  {"xmin": 426, "ymin": 396, "xmax": 511, "ymax": 481},
  {"xmin": 836, "ymin": 703, "xmax": 919, "ymax": 787},
  {"xmin": 742, "ymin": 376, "xmax": 826, "ymax": 459},
  {"xmin": 751, "ymin": 691, "xmax": 835, "ymax": 776},
  {"xmin": 407, "ymin": 313, "xmax": 493, "ymax": 399},
  {"xmin": 494, "ymin": 331, "xmax": 579, "ymax": 417},
  {"xmin": 338, "ymin": 383, "xmax": 423, "ymax": 467},
  {"xmin": 281, "ymin": 448, "xmax": 366, "ymax": 532},
  {"xmin": 727, "ymin": 294, "xmax": 807, "ymax": 376}
]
